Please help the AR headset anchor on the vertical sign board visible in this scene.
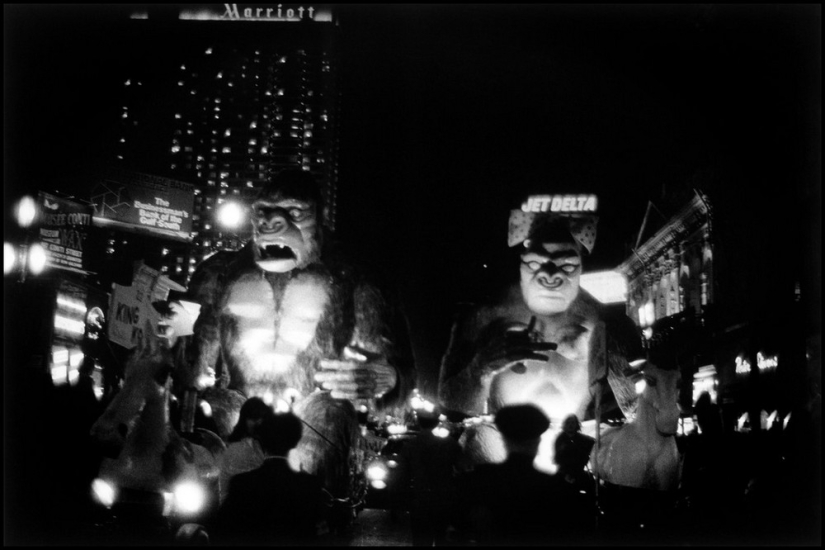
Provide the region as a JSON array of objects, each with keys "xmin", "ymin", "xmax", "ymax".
[
  {"xmin": 107, "ymin": 263, "xmax": 186, "ymax": 349},
  {"xmin": 38, "ymin": 192, "xmax": 93, "ymax": 273},
  {"xmin": 90, "ymin": 168, "xmax": 195, "ymax": 242}
]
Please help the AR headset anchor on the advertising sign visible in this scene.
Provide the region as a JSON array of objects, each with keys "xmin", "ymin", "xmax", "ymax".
[
  {"xmin": 174, "ymin": 4, "xmax": 333, "ymax": 22},
  {"xmin": 91, "ymin": 168, "xmax": 195, "ymax": 242},
  {"xmin": 37, "ymin": 192, "xmax": 93, "ymax": 273},
  {"xmin": 107, "ymin": 263, "xmax": 186, "ymax": 349}
]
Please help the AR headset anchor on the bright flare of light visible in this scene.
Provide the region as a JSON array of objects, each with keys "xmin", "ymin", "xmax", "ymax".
[
  {"xmin": 58, "ymin": 296, "xmax": 87, "ymax": 314},
  {"xmin": 366, "ymin": 463, "xmax": 388, "ymax": 482},
  {"xmin": 173, "ymin": 481, "xmax": 206, "ymax": 515},
  {"xmin": 199, "ymin": 400, "xmax": 213, "ymax": 418},
  {"xmin": 283, "ymin": 387, "xmax": 302, "ymax": 405},
  {"xmin": 275, "ymin": 399, "xmax": 291, "ymax": 413},
  {"xmin": 432, "ymin": 427, "xmax": 450, "ymax": 438},
  {"xmin": 262, "ymin": 390, "xmax": 274, "ymax": 406},
  {"xmin": 370, "ymin": 479, "xmax": 387, "ymax": 490},
  {"xmin": 4, "ymin": 243, "xmax": 16, "ymax": 274},
  {"xmin": 387, "ymin": 424, "xmax": 407, "ymax": 435},
  {"xmin": 51, "ymin": 365, "xmax": 68, "ymax": 386},
  {"xmin": 197, "ymin": 373, "xmax": 216, "ymax": 389},
  {"xmin": 54, "ymin": 314, "xmax": 86, "ymax": 335},
  {"xmin": 217, "ymin": 202, "xmax": 245, "ymax": 229},
  {"xmin": 387, "ymin": 460, "xmax": 398, "ymax": 469},
  {"xmin": 92, "ymin": 478, "xmax": 116, "ymax": 508},
  {"xmin": 16, "ymin": 196, "xmax": 37, "ymax": 228},
  {"xmin": 28, "ymin": 243, "xmax": 48, "ymax": 275},
  {"xmin": 635, "ymin": 379, "xmax": 647, "ymax": 395},
  {"xmin": 69, "ymin": 350, "xmax": 85, "ymax": 368}
]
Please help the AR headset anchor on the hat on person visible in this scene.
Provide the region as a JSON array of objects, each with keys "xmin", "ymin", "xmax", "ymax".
[{"xmin": 494, "ymin": 404, "xmax": 551, "ymax": 442}]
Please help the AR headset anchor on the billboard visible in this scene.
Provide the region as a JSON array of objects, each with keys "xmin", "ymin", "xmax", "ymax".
[
  {"xmin": 37, "ymin": 192, "xmax": 94, "ymax": 274},
  {"xmin": 90, "ymin": 168, "xmax": 195, "ymax": 242}
]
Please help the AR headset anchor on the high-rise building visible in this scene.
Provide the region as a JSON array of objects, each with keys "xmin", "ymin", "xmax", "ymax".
[{"xmin": 114, "ymin": 4, "xmax": 340, "ymax": 285}]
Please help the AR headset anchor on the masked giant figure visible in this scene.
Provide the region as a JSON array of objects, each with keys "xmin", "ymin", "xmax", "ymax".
[
  {"xmin": 439, "ymin": 195, "xmax": 644, "ymax": 473},
  {"xmin": 185, "ymin": 169, "xmax": 415, "ymax": 500}
]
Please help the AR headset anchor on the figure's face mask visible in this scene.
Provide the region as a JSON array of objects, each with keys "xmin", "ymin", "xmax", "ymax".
[
  {"xmin": 251, "ymin": 194, "xmax": 320, "ymax": 273},
  {"xmin": 519, "ymin": 241, "xmax": 582, "ymax": 316}
]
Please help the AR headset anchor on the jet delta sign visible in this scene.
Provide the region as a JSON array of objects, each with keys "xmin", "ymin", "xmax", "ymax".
[{"xmin": 177, "ymin": 4, "xmax": 332, "ymax": 22}]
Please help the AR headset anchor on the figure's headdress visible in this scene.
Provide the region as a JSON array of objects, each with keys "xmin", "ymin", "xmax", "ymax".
[{"xmin": 508, "ymin": 194, "xmax": 599, "ymax": 254}]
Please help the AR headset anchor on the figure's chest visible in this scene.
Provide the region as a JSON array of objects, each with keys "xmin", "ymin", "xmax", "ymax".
[
  {"xmin": 489, "ymin": 348, "xmax": 592, "ymax": 421},
  {"xmin": 223, "ymin": 273, "xmax": 330, "ymax": 352}
]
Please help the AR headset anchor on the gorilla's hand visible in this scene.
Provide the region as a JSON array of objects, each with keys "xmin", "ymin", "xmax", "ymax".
[
  {"xmin": 315, "ymin": 346, "xmax": 398, "ymax": 400},
  {"xmin": 472, "ymin": 316, "xmax": 557, "ymax": 379}
]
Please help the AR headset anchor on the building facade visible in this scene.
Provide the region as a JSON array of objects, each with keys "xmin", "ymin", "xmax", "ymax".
[
  {"xmin": 617, "ymin": 190, "xmax": 806, "ymax": 432},
  {"xmin": 617, "ymin": 191, "xmax": 716, "ymax": 419},
  {"xmin": 113, "ymin": 4, "xmax": 341, "ymax": 285}
]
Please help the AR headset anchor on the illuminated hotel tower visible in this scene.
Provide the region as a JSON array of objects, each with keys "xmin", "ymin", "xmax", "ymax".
[{"xmin": 115, "ymin": 4, "xmax": 339, "ymax": 284}]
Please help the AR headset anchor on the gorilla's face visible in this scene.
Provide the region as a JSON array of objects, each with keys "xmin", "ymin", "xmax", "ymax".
[
  {"xmin": 520, "ymin": 241, "xmax": 582, "ymax": 316},
  {"xmin": 251, "ymin": 194, "xmax": 320, "ymax": 273}
]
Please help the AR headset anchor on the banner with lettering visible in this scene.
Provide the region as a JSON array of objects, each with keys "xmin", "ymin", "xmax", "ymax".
[
  {"xmin": 37, "ymin": 192, "xmax": 93, "ymax": 273},
  {"xmin": 90, "ymin": 167, "xmax": 195, "ymax": 242},
  {"xmin": 107, "ymin": 262, "xmax": 186, "ymax": 349}
]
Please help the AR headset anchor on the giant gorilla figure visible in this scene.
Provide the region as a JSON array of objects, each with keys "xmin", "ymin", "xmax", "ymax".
[
  {"xmin": 438, "ymin": 195, "xmax": 644, "ymax": 472},
  {"xmin": 184, "ymin": 169, "xmax": 415, "ymax": 499}
]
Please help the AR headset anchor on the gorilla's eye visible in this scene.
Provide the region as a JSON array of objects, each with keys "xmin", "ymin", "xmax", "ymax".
[
  {"xmin": 559, "ymin": 264, "xmax": 580, "ymax": 275},
  {"xmin": 289, "ymin": 208, "xmax": 310, "ymax": 221}
]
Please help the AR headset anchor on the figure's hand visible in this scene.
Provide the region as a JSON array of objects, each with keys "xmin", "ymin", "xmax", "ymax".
[
  {"xmin": 315, "ymin": 346, "xmax": 398, "ymax": 401},
  {"xmin": 472, "ymin": 316, "xmax": 557, "ymax": 379}
]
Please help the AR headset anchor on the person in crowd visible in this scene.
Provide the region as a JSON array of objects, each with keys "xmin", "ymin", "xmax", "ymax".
[
  {"xmin": 439, "ymin": 194, "xmax": 643, "ymax": 468},
  {"xmin": 212, "ymin": 411, "xmax": 329, "ymax": 545},
  {"xmin": 218, "ymin": 396, "xmax": 272, "ymax": 502},
  {"xmin": 554, "ymin": 413, "xmax": 595, "ymax": 489},
  {"xmin": 455, "ymin": 404, "xmax": 579, "ymax": 546},
  {"xmin": 398, "ymin": 409, "xmax": 463, "ymax": 546}
]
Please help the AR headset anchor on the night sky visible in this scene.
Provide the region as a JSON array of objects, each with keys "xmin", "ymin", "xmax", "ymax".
[{"xmin": 4, "ymin": 5, "xmax": 821, "ymax": 393}]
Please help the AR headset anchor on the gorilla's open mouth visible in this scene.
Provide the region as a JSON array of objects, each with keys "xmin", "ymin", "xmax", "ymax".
[{"xmin": 259, "ymin": 243, "xmax": 296, "ymax": 261}]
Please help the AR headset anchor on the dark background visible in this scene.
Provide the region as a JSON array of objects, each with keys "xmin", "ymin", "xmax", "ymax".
[{"xmin": 4, "ymin": 4, "xmax": 821, "ymax": 395}]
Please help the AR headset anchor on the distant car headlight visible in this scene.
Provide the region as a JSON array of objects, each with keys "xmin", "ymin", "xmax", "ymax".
[
  {"xmin": 172, "ymin": 481, "xmax": 207, "ymax": 515},
  {"xmin": 432, "ymin": 426, "xmax": 450, "ymax": 438},
  {"xmin": 92, "ymin": 478, "xmax": 116, "ymax": 508},
  {"xmin": 366, "ymin": 462, "xmax": 388, "ymax": 482}
]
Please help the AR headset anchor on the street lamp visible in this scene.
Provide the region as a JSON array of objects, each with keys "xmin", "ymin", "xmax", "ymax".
[
  {"xmin": 16, "ymin": 195, "xmax": 38, "ymax": 228},
  {"xmin": 6, "ymin": 195, "xmax": 48, "ymax": 282},
  {"xmin": 216, "ymin": 201, "xmax": 245, "ymax": 229},
  {"xmin": 215, "ymin": 201, "xmax": 248, "ymax": 251}
]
